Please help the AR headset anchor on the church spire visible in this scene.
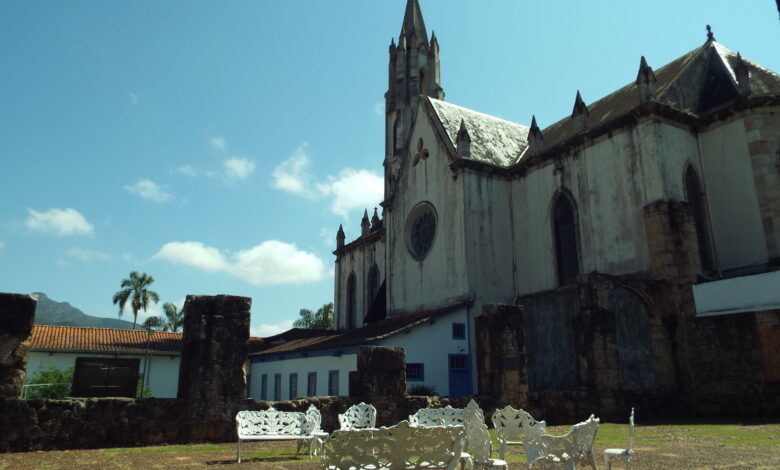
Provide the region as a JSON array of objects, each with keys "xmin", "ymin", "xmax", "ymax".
[
  {"xmin": 384, "ymin": 0, "xmax": 444, "ymax": 201},
  {"xmin": 401, "ymin": 0, "xmax": 428, "ymax": 43}
]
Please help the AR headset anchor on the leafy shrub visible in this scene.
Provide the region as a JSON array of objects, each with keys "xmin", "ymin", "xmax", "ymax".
[
  {"xmin": 24, "ymin": 362, "xmax": 73, "ymax": 399},
  {"xmin": 408, "ymin": 384, "xmax": 437, "ymax": 396}
]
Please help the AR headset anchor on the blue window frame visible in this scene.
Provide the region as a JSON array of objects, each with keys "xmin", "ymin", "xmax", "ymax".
[
  {"xmin": 406, "ymin": 363, "xmax": 424, "ymax": 381},
  {"xmin": 260, "ymin": 374, "xmax": 268, "ymax": 400},
  {"xmin": 274, "ymin": 373, "xmax": 281, "ymax": 401},
  {"xmin": 328, "ymin": 370, "xmax": 339, "ymax": 396},
  {"xmin": 452, "ymin": 322, "xmax": 466, "ymax": 339},
  {"xmin": 289, "ymin": 373, "xmax": 298, "ymax": 400},
  {"xmin": 308, "ymin": 372, "xmax": 317, "ymax": 397}
]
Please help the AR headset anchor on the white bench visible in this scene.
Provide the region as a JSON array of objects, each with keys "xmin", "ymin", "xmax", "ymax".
[
  {"xmin": 528, "ymin": 415, "xmax": 600, "ymax": 470},
  {"xmin": 235, "ymin": 406, "xmax": 319, "ymax": 463},
  {"xmin": 409, "ymin": 404, "xmax": 465, "ymax": 427},
  {"xmin": 320, "ymin": 420, "xmax": 465, "ymax": 470}
]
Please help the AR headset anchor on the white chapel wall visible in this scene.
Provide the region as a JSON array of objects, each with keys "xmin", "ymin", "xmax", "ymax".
[
  {"xmin": 386, "ymin": 111, "xmax": 470, "ymax": 314},
  {"xmin": 335, "ymin": 238, "xmax": 386, "ymax": 330}
]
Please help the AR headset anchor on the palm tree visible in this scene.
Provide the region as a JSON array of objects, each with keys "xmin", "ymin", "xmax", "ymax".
[
  {"xmin": 112, "ymin": 271, "xmax": 160, "ymax": 330},
  {"xmin": 142, "ymin": 302, "xmax": 184, "ymax": 332}
]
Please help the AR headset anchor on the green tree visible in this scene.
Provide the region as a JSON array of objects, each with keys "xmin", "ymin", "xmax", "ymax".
[
  {"xmin": 142, "ymin": 302, "xmax": 183, "ymax": 332},
  {"xmin": 24, "ymin": 362, "xmax": 73, "ymax": 399},
  {"xmin": 112, "ymin": 271, "xmax": 160, "ymax": 330},
  {"xmin": 293, "ymin": 302, "xmax": 334, "ymax": 330}
]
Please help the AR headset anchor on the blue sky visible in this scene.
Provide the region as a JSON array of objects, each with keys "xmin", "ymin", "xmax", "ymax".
[{"xmin": 1, "ymin": 1, "xmax": 778, "ymax": 336}]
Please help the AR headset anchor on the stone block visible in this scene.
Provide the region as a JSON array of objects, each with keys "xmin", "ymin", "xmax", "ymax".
[{"xmin": 0, "ymin": 293, "xmax": 37, "ymax": 399}]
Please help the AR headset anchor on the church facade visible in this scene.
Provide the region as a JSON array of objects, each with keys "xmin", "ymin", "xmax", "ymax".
[
  {"xmin": 329, "ymin": 0, "xmax": 780, "ymax": 416},
  {"xmin": 247, "ymin": 1, "xmax": 780, "ymax": 416}
]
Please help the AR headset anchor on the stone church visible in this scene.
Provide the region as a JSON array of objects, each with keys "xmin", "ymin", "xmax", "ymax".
[
  {"xmin": 328, "ymin": 0, "xmax": 780, "ymax": 417},
  {"xmin": 248, "ymin": 0, "xmax": 779, "ymax": 417}
]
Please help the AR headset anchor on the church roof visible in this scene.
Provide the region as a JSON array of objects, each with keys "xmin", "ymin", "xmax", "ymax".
[
  {"xmin": 538, "ymin": 40, "xmax": 780, "ymax": 152},
  {"xmin": 428, "ymin": 98, "xmax": 529, "ymax": 167}
]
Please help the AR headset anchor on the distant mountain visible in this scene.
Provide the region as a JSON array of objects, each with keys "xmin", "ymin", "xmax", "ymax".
[{"xmin": 32, "ymin": 292, "xmax": 136, "ymax": 330}]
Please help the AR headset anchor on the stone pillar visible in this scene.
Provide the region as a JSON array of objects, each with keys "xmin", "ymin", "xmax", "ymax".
[
  {"xmin": 0, "ymin": 293, "xmax": 37, "ymax": 399},
  {"xmin": 475, "ymin": 304, "xmax": 528, "ymax": 407},
  {"xmin": 349, "ymin": 346, "xmax": 406, "ymax": 399},
  {"xmin": 177, "ymin": 295, "xmax": 251, "ymax": 440}
]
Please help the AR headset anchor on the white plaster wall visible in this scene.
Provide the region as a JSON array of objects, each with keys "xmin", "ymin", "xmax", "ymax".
[
  {"xmin": 386, "ymin": 109, "xmax": 469, "ymax": 314},
  {"xmin": 513, "ymin": 123, "xmax": 658, "ymax": 295},
  {"xmin": 463, "ymin": 172, "xmax": 515, "ymax": 305},
  {"xmin": 335, "ymin": 238, "xmax": 386, "ymax": 330},
  {"xmin": 698, "ymin": 118, "xmax": 768, "ymax": 270},
  {"xmin": 25, "ymin": 351, "xmax": 180, "ymax": 398},
  {"xmin": 249, "ymin": 353, "xmax": 356, "ymax": 400},
  {"xmin": 375, "ymin": 307, "xmax": 470, "ymax": 397}
]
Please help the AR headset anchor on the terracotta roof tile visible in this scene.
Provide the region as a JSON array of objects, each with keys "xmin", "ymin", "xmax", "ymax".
[{"xmin": 30, "ymin": 325, "xmax": 265, "ymax": 355}]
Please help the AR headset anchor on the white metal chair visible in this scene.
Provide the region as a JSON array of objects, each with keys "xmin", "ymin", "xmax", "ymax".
[
  {"xmin": 491, "ymin": 406, "xmax": 546, "ymax": 464},
  {"xmin": 604, "ymin": 407, "xmax": 635, "ymax": 470},
  {"xmin": 338, "ymin": 402, "xmax": 377, "ymax": 430},
  {"xmin": 463, "ymin": 404, "xmax": 507, "ymax": 470}
]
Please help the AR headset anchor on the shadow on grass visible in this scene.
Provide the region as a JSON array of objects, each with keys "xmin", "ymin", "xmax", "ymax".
[{"xmin": 206, "ymin": 456, "xmax": 307, "ymax": 465}]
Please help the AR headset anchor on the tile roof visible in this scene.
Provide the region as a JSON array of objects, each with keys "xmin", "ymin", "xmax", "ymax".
[
  {"xmin": 428, "ymin": 98, "xmax": 529, "ymax": 167},
  {"xmin": 537, "ymin": 41, "xmax": 780, "ymax": 153},
  {"xmin": 29, "ymin": 325, "xmax": 266, "ymax": 355},
  {"xmin": 251, "ymin": 301, "xmax": 470, "ymax": 357}
]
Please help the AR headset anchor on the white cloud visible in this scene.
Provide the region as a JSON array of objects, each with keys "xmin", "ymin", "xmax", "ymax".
[
  {"xmin": 155, "ymin": 240, "xmax": 327, "ymax": 286},
  {"xmin": 251, "ymin": 319, "xmax": 294, "ymax": 338},
  {"xmin": 272, "ymin": 144, "xmax": 315, "ymax": 197},
  {"xmin": 374, "ymin": 101, "xmax": 385, "ymax": 117},
  {"xmin": 317, "ymin": 169, "xmax": 384, "ymax": 218},
  {"xmin": 124, "ymin": 179, "xmax": 174, "ymax": 203},
  {"xmin": 24, "ymin": 208, "xmax": 94, "ymax": 237},
  {"xmin": 173, "ymin": 164, "xmax": 197, "ymax": 177},
  {"xmin": 67, "ymin": 247, "xmax": 111, "ymax": 262},
  {"xmin": 319, "ymin": 227, "xmax": 334, "ymax": 246},
  {"xmin": 129, "ymin": 92, "xmax": 144, "ymax": 105},
  {"xmin": 210, "ymin": 136, "xmax": 227, "ymax": 152},
  {"xmin": 272, "ymin": 144, "xmax": 384, "ymax": 218},
  {"xmin": 0, "ymin": 241, "xmax": 4, "ymax": 250},
  {"xmin": 224, "ymin": 156, "xmax": 255, "ymax": 181}
]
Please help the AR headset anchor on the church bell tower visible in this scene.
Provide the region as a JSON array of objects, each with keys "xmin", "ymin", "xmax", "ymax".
[{"xmin": 384, "ymin": 0, "xmax": 444, "ymax": 199}]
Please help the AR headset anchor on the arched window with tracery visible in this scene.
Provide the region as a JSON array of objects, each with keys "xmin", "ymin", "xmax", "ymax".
[
  {"xmin": 346, "ymin": 273, "xmax": 357, "ymax": 330},
  {"xmin": 366, "ymin": 265, "xmax": 380, "ymax": 309},
  {"xmin": 684, "ymin": 166, "xmax": 712, "ymax": 272},
  {"xmin": 553, "ymin": 190, "xmax": 580, "ymax": 286}
]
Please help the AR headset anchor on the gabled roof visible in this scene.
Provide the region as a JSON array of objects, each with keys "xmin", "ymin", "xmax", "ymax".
[
  {"xmin": 29, "ymin": 325, "xmax": 266, "ymax": 354},
  {"xmin": 250, "ymin": 301, "xmax": 470, "ymax": 357},
  {"xmin": 428, "ymin": 98, "xmax": 529, "ymax": 167},
  {"xmin": 538, "ymin": 41, "xmax": 780, "ymax": 152}
]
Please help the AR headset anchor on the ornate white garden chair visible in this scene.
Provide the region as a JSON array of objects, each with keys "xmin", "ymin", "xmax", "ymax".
[
  {"xmin": 491, "ymin": 406, "xmax": 546, "ymax": 464},
  {"xmin": 604, "ymin": 408, "xmax": 635, "ymax": 470},
  {"xmin": 570, "ymin": 415, "xmax": 600, "ymax": 470},
  {"xmin": 338, "ymin": 402, "xmax": 377, "ymax": 430},
  {"xmin": 463, "ymin": 403, "xmax": 507, "ymax": 470},
  {"xmin": 304, "ymin": 404, "xmax": 330, "ymax": 457},
  {"xmin": 529, "ymin": 414, "xmax": 599, "ymax": 470}
]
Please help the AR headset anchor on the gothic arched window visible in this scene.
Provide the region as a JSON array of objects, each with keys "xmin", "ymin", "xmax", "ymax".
[
  {"xmin": 684, "ymin": 167, "xmax": 712, "ymax": 272},
  {"xmin": 366, "ymin": 265, "xmax": 380, "ymax": 308},
  {"xmin": 393, "ymin": 117, "xmax": 403, "ymax": 153},
  {"xmin": 346, "ymin": 273, "xmax": 357, "ymax": 329},
  {"xmin": 553, "ymin": 191, "xmax": 580, "ymax": 286}
]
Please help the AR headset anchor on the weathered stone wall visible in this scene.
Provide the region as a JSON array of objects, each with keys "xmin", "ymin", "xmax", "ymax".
[
  {"xmin": 476, "ymin": 304, "xmax": 527, "ymax": 406},
  {"xmin": 348, "ymin": 346, "xmax": 406, "ymax": 398},
  {"xmin": 0, "ymin": 293, "xmax": 37, "ymax": 399},
  {"xmin": 177, "ymin": 295, "xmax": 251, "ymax": 440},
  {"xmin": 0, "ymin": 395, "xmax": 475, "ymax": 452}
]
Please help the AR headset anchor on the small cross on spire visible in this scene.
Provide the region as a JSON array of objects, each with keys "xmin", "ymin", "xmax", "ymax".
[{"xmin": 706, "ymin": 25, "xmax": 715, "ymax": 42}]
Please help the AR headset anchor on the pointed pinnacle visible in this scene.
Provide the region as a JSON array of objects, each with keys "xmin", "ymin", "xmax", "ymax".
[{"xmin": 530, "ymin": 115, "xmax": 540, "ymax": 133}]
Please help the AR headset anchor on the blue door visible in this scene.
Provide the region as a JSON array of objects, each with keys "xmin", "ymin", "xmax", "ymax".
[{"xmin": 448, "ymin": 354, "xmax": 472, "ymax": 397}]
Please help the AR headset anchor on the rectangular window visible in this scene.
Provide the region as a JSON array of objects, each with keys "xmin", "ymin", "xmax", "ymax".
[
  {"xmin": 452, "ymin": 322, "xmax": 466, "ymax": 339},
  {"xmin": 328, "ymin": 370, "xmax": 339, "ymax": 396},
  {"xmin": 308, "ymin": 372, "xmax": 317, "ymax": 397},
  {"xmin": 274, "ymin": 373, "xmax": 281, "ymax": 401},
  {"xmin": 260, "ymin": 374, "xmax": 268, "ymax": 400},
  {"xmin": 406, "ymin": 363, "xmax": 424, "ymax": 381},
  {"xmin": 289, "ymin": 373, "xmax": 298, "ymax": 400}
]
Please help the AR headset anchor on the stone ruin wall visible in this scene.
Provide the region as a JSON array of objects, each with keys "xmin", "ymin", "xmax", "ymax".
[{"xmin": 0, "ymin": 293, "xmax": 37, "ymax": 400}]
